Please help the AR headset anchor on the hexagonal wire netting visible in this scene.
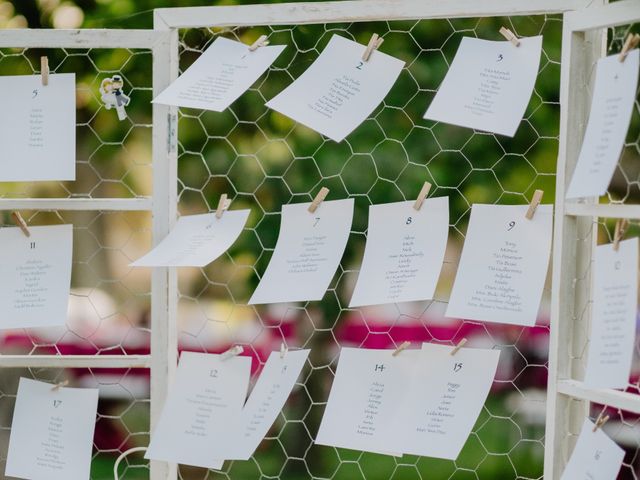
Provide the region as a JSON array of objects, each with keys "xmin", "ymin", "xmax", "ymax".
[
  {"xmin": 0, "ymin": 12, "xmax": 638, "ymax": 480},
  {"xmin": 173, "ymin": 16, "xmax": 561, "ymax": 480}
]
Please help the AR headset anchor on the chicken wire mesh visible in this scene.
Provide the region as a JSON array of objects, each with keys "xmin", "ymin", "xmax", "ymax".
[
  {"xmin": 173, "ymin": 15, "xmax": 560, "ymax": 480},
  {"xmin": 0, "ymin": 11, "xmax": 637, "ymax": 480}
]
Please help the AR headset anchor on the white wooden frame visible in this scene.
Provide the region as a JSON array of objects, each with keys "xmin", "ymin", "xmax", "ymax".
[
  {"xmin": 154, "ymin": 1, "xmax": 610, "ymax": 479},
  {"xmin": 3, "ymin": 1, "xmax": 630, "ymax": 478},
  {"xmin": 0, "ymin": 28, "xmax": 177, "ymax": 480},
  {"xmin": 545, "ymin": 1, "xmax": 640, "ymax": 477}
]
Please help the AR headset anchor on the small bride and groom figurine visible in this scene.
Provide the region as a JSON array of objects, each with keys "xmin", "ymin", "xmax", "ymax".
[{"xmin": 100, "ymin": 75, "xmax": 130, "ymax": 121}]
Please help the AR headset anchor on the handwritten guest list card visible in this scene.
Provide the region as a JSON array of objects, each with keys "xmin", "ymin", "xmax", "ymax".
[
  {"xmin": 0, "ymin": 74, "xmax": 76, "ymax": 181},
  {"xmin": 446, "ymin": 204, "xmax": 553, "ymax": 326},
  {"xmin": 561, "ymin": 419, "xmax": 625, "ymax": 480},
  {"xmin": 424, "ymin": 36, "xmax": 542, "ymax": 137},
  {"xmin": 211, "ymin": 349, "xmax": 310, "ymax": 462},
  {"xmin": 266, "ymin": 34, "xmax": 404, "ymax": 142},
  {"xmin": 315, "ymin": 347, "xmax": 417, "ymax": 455},
  {"xmin": 391, "ymin": 343, "xmax": 500, "ymax": 459},
  {"xmin": 584, "ymin": 238, "xmax": 638, "ymax": 389},
  {"xmin": 153, "ymin": 37, "xmax": 286, "ymax": 112},
  {"xmin": 249, "ymin": 199, "xmax": 354, "ymax": 304},
  {"xmin": 566, "ymin": 50, "xmax": 639, "ymax": 199},
  {"xmin": 131, "ymin": 210, "xmax": 250, "ymax": 267},
  {"xmin": 6, "ymin": 378, "xmax": 99, "ymax": 480},
  {"xmin": 349, "ymin": 197, "xmax": 449, "ymax": 307},
  {"xmin": 145, "ymin": 352, "xmax": 251, "ymax": 470},
  {"xmin": 0, "ymin": 225, "xmax": 72, "ymax": 330}
]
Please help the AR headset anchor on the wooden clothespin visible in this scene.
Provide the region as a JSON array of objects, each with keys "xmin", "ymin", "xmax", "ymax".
[
  {"xmin": 51, "ymin": 379, "xmax": 69, "ymax": 391},
  {"xmin": 40, "ymin": 56, "xmax": 49, "ymax": 86},
  {"xmin": 11, "ymin": 212, "xmax": 30, "ymax": 237},
  {"xmin": 499, "ymin": 27, "xmax": 520, "ymax": 47},
  {"xmin": 392, "ymin": 341, "xmax": 411, "ymax": 357},
  {"xmin": 308, "ymin": 187, "xmax": 329, "ymax": 213},
  {"xmin": 619, "ymin": 33, "xmax": 640, "ymax": 63},
  {"xmin": 362, "ymin": 33, "xmax": 384, "ymax": 62},
  {"xmin": 592, "ymin": 411, "xmax": 610, "ymax": 432},
  {"xmin": 413, "ymin": 181, "xmax": 432, "ymax": 211},
  {"xmin": 450, "ymin": 338, "xmax": 468, "ymax": 356},
  {"xmin": 215, "ymin": 194, "xmax": 231, "ymax": 219},
  {"xmin": 613, "ymin": 218, "xmax": 630, "ymax": 252},
  {"xmin": 221, "ymin": 345, "xmax": 244, "ymax": 360},
  {"xmin": 280, "ymin": 342, "xmax": 288, "ymax": 359},
  {"xmin": 249, "ymin": 34, "xmax": 270, "ymax": 52},
  {"xmin": 525, "ymin": 189, "xmax": 543, "ymax": 220}
]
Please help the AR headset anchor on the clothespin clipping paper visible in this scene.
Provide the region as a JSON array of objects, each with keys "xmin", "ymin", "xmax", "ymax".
[
  {"xmin": 221, "ymin": 345, "xmax": 244, "ymax": 360},
  {"xmin": 215, "ymin": 194, "xmax": 231, "ymax": 219},
  {"xmin": 499, "ymin": 27, "xmax": 520, "ymax": 47},
  {"xmin": 619, "ymin": 33, "xmax": 640, "ymax": 63},
  {"xmin": 362, "ymin": 33, "xmax": 384, "ymax": 62},
  {"xmin": 392, "ymin": 341, "xmax": 411, "ymax": 357},
  {"xmin": 525, "ymin": 190, "xmax": 543, "ymax": 220},
  {"xmin": 308, "ymin": 187, "xmax": 329, "ymax": 213},
  {"xmin": 51, "ymin": 379, "xmax": 69, "ymax": 391},
  {"xmin": 592, "ymin": 411, "xmax": 610, "ymax": 432},
  {"xmin": 11, "ymin": 212, "xmax": 31, "ymax": 237},
  {"xmin": 450, "ymin": 338, "xmax": 468, "ymax": 356},
  {"xmin": 249, "ymin": 35, "xmax": 270, "ymax": 52},
  {"xmin": 613, "ymin": 218, "xmax": 630, "ymax": 252},
  {"xmin": 40, "ymin": 56, "xmax": 49, "ymax": 86},
  {"xmin": 413, "ymin": 181, "xmax": 432, "ymax": 211}
]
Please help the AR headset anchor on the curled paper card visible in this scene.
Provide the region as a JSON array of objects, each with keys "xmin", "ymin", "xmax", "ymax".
[
  {"xmin": 424, "ymin": 36, "xmax": 542, "ymax": 137},
  {"xmin": 153, "ymin": 37, "xmax": 286, "ymax": 112},
  {"xmin": 566, "ymin": 50, "xmax": 639, "ymax": 199},
  {"xmin": 266, "ymin": 34, "xmax": 404, "ymax": 142},
  {"xmin": 131, "ymin": 210, "xmax": 250, "ymax": 268}
]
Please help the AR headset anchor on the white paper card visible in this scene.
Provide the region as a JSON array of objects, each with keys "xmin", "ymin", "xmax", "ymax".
[
  {"xmin": 584, "ymin": 238, "xmax": 638, "ymax": 389},
  {"xmin": 566, "ymin": 50, "xmax": 640, "ymax": 199},
  {"xmin": 350, "ymin": 197, "xmax": 449, "ymax": 307},
  {"xmin": 0, "ymin": 225, "xmax": 72, "ymax": 330},
  {"xmin": 315, "ymin": 347, "xmax": 418, "ymax": 455},
  {"xmin": 213, "ymin": 349, "xmax": 310, "ymax": 461},
  {"xmin": 561, "ymin": 419, "xmax": 625, "ymax": 480},
  {"xmin": 153, "ymin": 37, "xmax": 286, "ymax": 112},
  {"xmin": 391, "ymin": 343, "xmax": 500, "ymax": 460},
  {"xmin": 446, "ymin": 204, "xmax": 553, "ymax": 326},
  {"xmin": 424, "ymin": 36, "xmax": 542, "ymax": 137},
  {"xmin": 266, "ymin": 34, "xmax": 405, "ymax": 142},
  {"xmin": 5, "ymin": 378, "xmax": 98, "ymax": 480},
  {"xmin": 249, "ymin": 199, "xmax": 354, "ymax": 304},
  {"xmin": 145, "ymin": 351, "xmax": 251, "ymax": 469},
  {"xmin": 131, "ymin": 210, "xmax": 249, "ymax": 267},
  {"xmin": 0, "ymin": 73, "xmax": 75, "ymax": 181}
]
